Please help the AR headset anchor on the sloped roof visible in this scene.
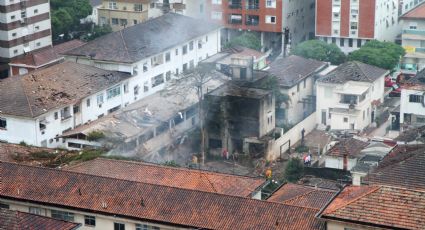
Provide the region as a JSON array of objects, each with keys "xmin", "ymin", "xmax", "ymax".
[
  {"xmin": 65, "ymin": 158, "xmax": 265, "ymax": 197},
  {"xmin": 0, "ymin": 61, "xmax": 130, "ymax": 118},
  {"xmin": 320, "ymin": 185, "xmax": 425, "ymax": 229},
  {"xmin": 327, "ymin": 138, "xmax": 369, "ymax": 158},
  {"xmin": 317, "ymin": 61, "xmax": 388, "ymax": 84},
  {"xmin": 268, "ymin": 55, "xmax": 327, "ymax": 87},
  {"xmin": 267, "ymin": 183, "xmax": 337, "ymax": 210},
  {"xmin": 64, "ymin": 13, "xmax": 221, "ymax": 63},
  {"xmin": 0, "ymin": 162, "xmax": 325, "ymax": 230},
  {"xmin": 9, "ymin": 40, "xmax": 85, "ymax": 67},
  {"xmin": 0, "ymin": 208, "xmax": 80, "ymax": 230},
  {"xmin": 401, "ymin": 2, "xmax": 425, "ymax": 19},
  {"xmin": 365, "ymin": 146, "xmax": 425, "ymax": 190}
]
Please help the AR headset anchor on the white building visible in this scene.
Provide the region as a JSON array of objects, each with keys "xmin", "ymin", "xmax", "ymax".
[
  {"xmin": 0, "ymin": 61, "xmax": 133, "ymax": 148},
  {"xmin": 324, "ymin": 137, "xmax": 369, "ymax": 170},
  {"xmin": 0, "ymin": 0, "xmax": 52, "ymax": 77},
  {"xmin": 64, "ymin": 13, "xmax": 221, "ymax": 100},
  {"xmin": 401, "ymin": 0, "xmax": 425, "ymax": 14},
  {"xmin": 316, "ymin": 61, "xmax": 387, "ymax": 131},
  {"xmin": 267, "ymin": 55, "xmax": 328, "ymax": 126},
  {"xmin": 400, "ymin": 68, "xmax": 425, "ymax": 129},
  {"xmin": 400, "ymin": 2, "xmax": 425, "ymax": 72}
]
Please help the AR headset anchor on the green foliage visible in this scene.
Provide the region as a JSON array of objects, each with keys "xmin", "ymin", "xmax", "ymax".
[
  {"xmin": 19, "ymin": 141, "xmax": 28, "ymax": 147},
  {"xmin": 295, "ymin": 145, "xmax": 309, "ymax": 153},
  {"xmin": 258, "ymin": 75, "xmax": 290, "ymax": 107},
  {"xmin": 224, "ymin": 32, "xmax": 262, "ymax": 51},
  {"xmin": 163, "ymin": 160, "xmax": 180, "ymax": 167},
  {"xmin": 87, "ymin": 130, "xmax": 105, "ymax": 141},
  {"xmin": 31, "ymin": 151, "xmax": 56, "ymax": 159},
  {"xmin": 50, "ymin": 0, "xmax": 92, "ymax": 39},
  {"xmin": 285, "ymin": 158, "xmax": 304, "ymax": 183},
  {"xmin": 348, "ymin": 40, "xmax": 405, "ymax": 70},
  {"xmin": 291, "ymin": 40, "xmax": 346, "ymax": 65},
  {"xmin": 81, "ymin": 25, "xmax": 113, "ymax": 41},
  {"xmin": 73, "ymin": 149, "xmax": 104, "ymax": 162}
]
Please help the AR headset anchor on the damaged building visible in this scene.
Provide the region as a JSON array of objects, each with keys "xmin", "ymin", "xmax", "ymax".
[{"xmin": 205, "ymin": 82, "xmax": 278, "ymax": 158}]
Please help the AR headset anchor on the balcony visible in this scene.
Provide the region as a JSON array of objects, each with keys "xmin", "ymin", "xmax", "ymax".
[
  {"xmin": 246, "ymin": 0, "xmax": 260, "ymax": 10},
  {"xmin": 403, "ymin": 29, "xmax": 425, "ymax": 36},
  {"xmin": 229, "ymin": 1, "xmax": 242, "ymax": 9},
  {"xmin": 245, "ymin": 15, "xmax": 259, "ymax": 26}
]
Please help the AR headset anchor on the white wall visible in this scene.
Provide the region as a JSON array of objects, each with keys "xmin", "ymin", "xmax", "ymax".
[
  {"xmin": 374, "ymin": 0, "xmax": 401, "ymax": 42},
  {"xmin": 400, "ymin": 88, "xmax": 425, "ymax": 124},
  {"xmin": 325, "ymin": 156, "xmax": 357, "ymax": 170},
  {"xmin": 0, "ymin": 115, "xmax": 37, "ymax": 145}
]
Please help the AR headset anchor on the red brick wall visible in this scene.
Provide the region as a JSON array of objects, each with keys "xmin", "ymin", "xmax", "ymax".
[
  {"xmin": 358, "ymin": 0, "xmax": 375, "ymax": 38},
  {"xmin": 340, "ymin": 0, "xmax": 350, "ymax": 37},
  {"xmin": 316, "ymin": 0, "xmax": 332, "ymax": 36}
]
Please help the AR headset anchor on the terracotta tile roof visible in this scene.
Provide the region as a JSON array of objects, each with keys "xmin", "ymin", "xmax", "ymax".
[
  {"xmin": 1, "ymin": 162, "xmax": 325, "ymax": 230},
  {"xmin": 0, "ymin": 61, "xmax": 130, "ymax": 118},
  {"xmin": 318, "ymin": 61, "xmax": 388, "ymax": 84},
  {"xmin": 65, "ymin": 158, "xmax": 265, "ymax": 197},
  {"xmin": 326, "ymin": 138, "xmax": 369, "ymax": 158},
  {"xmin": 365, "ymin": 146, "xmax": 425, "ymax": 190},
  {"xmin": 65, "ymin": 13, "xmax": 221, "ymax": 63},
  {"xmin": 268, "ymin": 55, "xmax": 327, "ymax": 88},
  {"xmin": 0, "ymin": 208, "xmax": 80, "ymax": 230},
  {"xmin": 267, "ymin": 184, "xmax": 337, "ymax": 210},
  {"xmin": 320, "ymin": 185, "xmax": 425, "ymax": 229},
  {"xmin": 10, "ymin": 40, "xmax": 85, "ymax": 67},
  {"xmin": 401, "ymin": 2, "xmax": 425, "ymax": 19}
]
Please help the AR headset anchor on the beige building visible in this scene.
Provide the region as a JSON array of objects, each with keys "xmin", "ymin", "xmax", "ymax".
[{"xmin": 98, "ymin": 0, "xmax": 152, "ymax": 31}]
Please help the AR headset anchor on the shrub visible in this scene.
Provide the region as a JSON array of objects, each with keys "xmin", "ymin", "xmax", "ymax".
[
  {"xmin": 284, "ymin": 158, "xmax": 304, "ymax": 183},
  {"xmin": 87, "ymin": 130, "xmax": 105, "ymax": 141}
]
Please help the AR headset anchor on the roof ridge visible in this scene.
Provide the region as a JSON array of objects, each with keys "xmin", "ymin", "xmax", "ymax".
[
  {"xmin": 19, "ymin": 76, "xmax": 34, "ymax": 117},
  {"xmin": 119, "ymin": 30, "xmax": 132, "ymax": 62},
  {"xmin": 324, "ymin": 186, "xmax": 381, "ymax": 215},
  {"xmin": 282, "ymin": 189, "xmax": 316, "ymax": 204},
  {"xmin": 352, "ymin": 61, "xmax": 372, "ymax": 82}
]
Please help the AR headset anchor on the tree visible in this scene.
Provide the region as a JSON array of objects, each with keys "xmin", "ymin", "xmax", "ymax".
[
  {"xmin": 164, "ymin": 64, "xmax": 226, "ymax": 165},
  {"xmin": 291, "ymin": 40, "xmax": 346, "ymax": 65},
  {"xmin": 224, "ymin": 32, "xmax": 262, "ymax": 51},
  {"xmin": 81, "ymin": 25, "xmax": 113, "ymax": 41},
  {"xmin": 348, "ymin": 40, "xmax": 405, "ymax": 70},
  {"xmin": 284, "ymin": 158, "xmax": 304, "ymax": 182},
  {"xmin": 50, "ymin": 0, "xmax": 92, "ymax": 39}
]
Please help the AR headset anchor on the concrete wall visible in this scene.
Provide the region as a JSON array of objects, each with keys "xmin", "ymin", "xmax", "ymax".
[
  {"xmin": 400, "ymin": 88, "xmax": 425, "ymax": 124},
  {"xmin": 0, "ymin": 198, "xmax": 185, "ymax": 230},
  {"xmin": 267, "ymin": 111, "xmax": 317, "ymax": 160},
  {"xmin": 324, "ymin": 156, "xmax": 357, "ymax": 170},
  {"xmin": 98, "ymin": 1, "xmax": 150, "ymax": 31}
]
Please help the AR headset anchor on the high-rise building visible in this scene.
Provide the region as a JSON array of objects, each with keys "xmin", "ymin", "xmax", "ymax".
[
  {"xmin": 0, "ymin": 0, "xmax": 52, "ymax": 76},
  {"xmin": 316, "ymin": 0, "xmax": 400, "ymax": 53}
]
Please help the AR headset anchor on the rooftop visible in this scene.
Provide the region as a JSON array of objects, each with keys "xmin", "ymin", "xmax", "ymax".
[
  {"xmin": 317, "ymin": 61, "xmax": 388, "ymax": 84},
  {"xmin": 0, "ymin": 208, "xmax": 80, "ymax": 230},
  {"xmin": 267, "ymin": 183, "xmax": 337, "ymax": 210},
  {"xmin": 1, "ymin": 162, "xmax": 325, "ymax": 230},
  {"xmin": 319, "ymin": 185, "xmax": 425, "ymax": 230},
  {"xmin": 9, "ymin": 40, "xmax": 86, "ymax": 68},
  {"xmin": 365, "ymin": 145, "xmax": 425, "ymax": 190},
  {"xmin": 64, "ymin": 13, "xmax": 221, "ymax": 63},
  {"xmin": 268, "ymin": 55, "xmax": 327, "ymax": 88},
  {"xmin": 326, "ymin": 137, "xmax": 369, "ymax": 158},
  {"xmin": 207, "ymin": 83, "xmax": 271, "ymax": 99},
  {"xmin": 203, "ymin": 46, "xmax": 267, "ymax": 66},
  {"xmin": 65, "ymin": 158, "xmax": 265, "ymax": 197},
  {"xmin": 0, "ymin": 61, "xmax": 130, "ymax": 118},
  {"xmin": 401, "ymin": 2, "xmax": 425, "ymax": 19}
]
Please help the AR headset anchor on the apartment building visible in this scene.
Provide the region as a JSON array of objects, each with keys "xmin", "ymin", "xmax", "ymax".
[
  {"xmin": 400, "ymin": 2, "xmax": 425, "ymax": 72},
  {"xmin": 401, "ymin": 0, "xmax": 425, "ymax": 14},
  {"xmin": 400, "ymin": 68, "xmax": 425, "ymax": 130},
  {"xmin": 0, "ymin": 0, "xmax": 52, "ymax": 76},
  {"xmin": 316, "ymin": 0, "xmax": 401, "ymax": 53}
]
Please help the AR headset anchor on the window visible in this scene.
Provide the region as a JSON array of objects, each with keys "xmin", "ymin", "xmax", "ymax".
[
  {"xmin": 212, "ymin": 0, "xmax": 222, "ymax": 4},
  {"xmin": 109, "ymin": 1, "xmax": 117, "ymax": 9},
  {"xmin": 107, "ymin": 86, "xmax": 121, "ymax": 99},
  {"xmin": 303, "ymin": 79, "xmax": 306, "ymax": 88},
  {"xmin": 417, "ymin": 117, "xmax": 425, "ymax": 123},
  {"xmin": 11, "ymin": 15, "xmax": 15, "ymax": 20},
  {"xmin": 12, "ymin": 32, "xmax": 16, "ymax": 37},
  {"xmin": 86, "ymin": 99, "xmax": 91, "ymax": 107},
  {"xmin": 348, "ymin": 38, "xmax": 353, "ymax": 47},
  {"xmin": 73, "ymin": 105, "xmax": 80, "ymax": 114},
  {"xmin": 189, "ymin": 41, "xmax": 194, "ymax": 51},
  {"xmin": 134, "ymin": 85, "xmax": 139, "ymax": 96},
  {"xmin": 111, "ymin": 18, "xmax": 119, "ymax": 25},
  {"xmin": 357, "ymin": 39, "xmax": 362, "ymax": 48},
  {"xmin": 409, "ymin": 22, "xmax": 418, "ymax": 30},
  {"xmin": 152, "ymin": 74, "xmax": 164, "ymax": 87},
  {"xmin": 51, "ymin": 210, "xmax": 74, "ymax": 222},
  {"xmin": 34, "ymin": 9, "xmax": 38, "ymax": 14},
  {"xmin": 29, "ymin": 207, "xmax": 43, "ymax": 215},
  {"xmin": 297, "ymin": 83, "xmax": 300, "ymax": 92},
  {"xmin": 36, "ymin": 42, "xmax": 41, "ymax": 47},
  {"xmin": 166, "ymin": 71, "xmax": 171, "ymax": 81},
  {"xmin": 189, "ymin": 60, "xmax": 194, "ymax": 69},
  {"xmin": 266, "ymin": 0, "xmax": 276, "ymax": 8},
  {"xmin": 60, "ymin": 107, "xmax": 71, "ymax": 120},
  {"xmin": 183, "ymin": 63, "xmax": 188, "ymax": 72},
  {"xmin": 134, "ymin": 3, "xmax": 143, "ymax": 11},
  {"xmin": 114, "ymin": 222, "xmax": 125, "ymax": 230},
  {"xmin": 165, "ymin": 52, "xmax": 171, "ymax": 62},
  {"xmin": 0, "ymin": 117, "xmax": 6, "ymax": 129},
  {"xmin": 198, "ymin": 40, "xmax": 203, "ymax": 49},
  {"xmin": 54, "ymin": 112, "xmax": 58, "ymax": 120},
  {"xmin": 343, "ymin": 117, "xmax": 348, "ymax": 123},
  {"xmin": 409, "ymin": 94, "xmax": 422, "ymax": 103},
  {"xmin": 211, "ymin": 11, "xmax": 222, "ymax": 20},
  {"xmin": 143, "ymin": 62, "xmax": 148, "ymax": 72},
  {"xmin": 21, "ymin": 10, "xmax": 26, "ymax": 18},
  {"xmin": 120, "ymin": 19, "xmax": 127, "ymax": 26},
  {"xmin": 183, "ymin": 45, "xmax": 188, "ymax": 55},
  {"xmin": 124, "ymin": 82, "xmax": 129, "ymax": 93},
  {"xmin": 175, "ymin": 48, "xmax": 178, "ymax": 55},
  {"xmin": 84, "ymin": 215, "xmax": 96, "ymax": 226},
  {"xmin": 134, "ymin": 20, "xmax": 137, "ymax": 25},
  {"xmin": 266, "ymin": 15, "xmax": 276, "ymax": 24},
  {"xmin": 97, "ymin": 94, "xmax": 104, "ymax": 106}
]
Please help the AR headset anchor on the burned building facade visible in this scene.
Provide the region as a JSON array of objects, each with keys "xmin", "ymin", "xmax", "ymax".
[{"xmin": 205, "ymin": 83, "xmax": 275, "ymax": 157}]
